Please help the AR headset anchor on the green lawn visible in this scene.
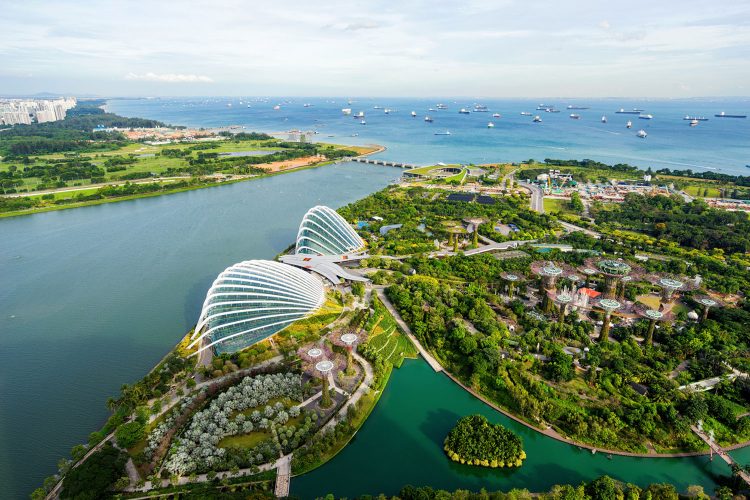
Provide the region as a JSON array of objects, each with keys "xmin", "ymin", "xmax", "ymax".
[
  {"xmin": 0, "ymin": 139, "xmax": 374, "ymax": 193},
  {"xmin": 683, "ymin": 184, "xmax": 722, "ymax": 198},
  {"xmin": 543, "ymin": 198, "xmax": 576, "ymax": 214}
]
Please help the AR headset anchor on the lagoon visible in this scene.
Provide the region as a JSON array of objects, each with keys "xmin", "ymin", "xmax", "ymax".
[{"xmin": 294, "ymin": 359, "xmax": 744, "ymax": 498}]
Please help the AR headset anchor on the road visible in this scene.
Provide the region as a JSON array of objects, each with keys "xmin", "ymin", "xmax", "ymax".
[
  {"xmin": 5, "ymin": 176, "xmax": 197, "ymax": 198},
  {"xmin": 518, "ymin": 180, "xmax": 545, "ymax": 213},
  {"xmin": 558, "ymin": 220, "xmax": 601, "ymax": 239}
]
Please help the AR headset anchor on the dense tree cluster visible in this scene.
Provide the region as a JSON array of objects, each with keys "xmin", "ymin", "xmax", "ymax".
[
  {"xmin": 338, "ymin": 186, "xmax": 554, "ymax": 255},
  {"xmin": 443, "ymin": 414, "xmax": 525, "ymax": 467},
  {"xmin": 591, "ymin": 193, "xmax": 750, "ymax": 253},
  {"xmin": 163, "ymin": 373, "xmax": 306, "ymax": 475},
  {"xmin": 59, "ymin": 442, "xmax": 127, "ymax": 499}
]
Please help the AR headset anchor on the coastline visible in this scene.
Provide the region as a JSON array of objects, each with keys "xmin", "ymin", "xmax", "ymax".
[{"xmin": 0, "ymin": 145, "xmax": 386, "ymax": 219}]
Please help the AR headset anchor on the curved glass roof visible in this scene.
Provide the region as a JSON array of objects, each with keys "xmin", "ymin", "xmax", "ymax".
[
  {"xmin": 189, "ymin": 260, "xmax": 325, "ymax": 354},
  {"xmin": 295, "ymin": 206, "xmax": 365, "ymax": 256}
]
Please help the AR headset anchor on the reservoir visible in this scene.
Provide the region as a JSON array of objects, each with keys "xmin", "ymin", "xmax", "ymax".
[{"xmin": 0, "ymin": 161, "xmax": 746, "ymax": 499}]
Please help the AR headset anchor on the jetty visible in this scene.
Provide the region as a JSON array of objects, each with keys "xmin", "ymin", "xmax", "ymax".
[
  {"xmin": 691, "ymin": 424, "xmax": 750, "ymax": 485},
  {"xmin": 348, "ymin": 156, "xmax": 417, "ymax": 169}
]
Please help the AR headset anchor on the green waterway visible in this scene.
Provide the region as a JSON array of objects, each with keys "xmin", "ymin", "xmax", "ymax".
[{"xmin": 292, "ymin": 358, "xmax": 749, "ymax": 498}]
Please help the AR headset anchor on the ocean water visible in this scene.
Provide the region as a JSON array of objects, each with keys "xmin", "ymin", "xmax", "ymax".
[{"xmin": 107, "ymin": 97, "xmax": 750, "ymax": 175}]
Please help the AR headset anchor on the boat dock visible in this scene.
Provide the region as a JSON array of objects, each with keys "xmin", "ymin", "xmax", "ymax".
[{"xmin": 347, "ymin": 157, "xmax": 417, "ymax": 169}]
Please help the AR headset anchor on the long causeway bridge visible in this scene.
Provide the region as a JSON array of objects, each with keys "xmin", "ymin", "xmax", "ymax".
[{"xmin": 347, "ymin": 157, "xmax": 417, "ymax": 169}]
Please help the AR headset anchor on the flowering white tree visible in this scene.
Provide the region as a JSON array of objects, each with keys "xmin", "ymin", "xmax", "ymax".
[{"xmin": 162, "ymin": 373, "xmax": 304, "ymax": 475}]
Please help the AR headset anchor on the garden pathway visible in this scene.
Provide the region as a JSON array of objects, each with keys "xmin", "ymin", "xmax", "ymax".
[{"xmin": 375, "ymin": 288, "xmax": 442, "ymax": 372}]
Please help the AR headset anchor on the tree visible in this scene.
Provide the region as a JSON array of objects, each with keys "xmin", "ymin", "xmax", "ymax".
[
  {"xmin": 351, "ymin": 281, "xmax": 365, "ymax": 298},
  {"xmin": 585, "ymin": 476, "xmax": 624, "ymax": 500},
  {"xmin": 544, "ymin": 348, "xmax": 574, "ymax": 382},
  {"xmin": 570, "ymin": 192, "xmax": 584, "ymax": 212},
  {"xmin": 113, "ymin": 476, "xmax": 131, "ymax": 491},
  {"xmin": 115, "ymin": 421, "xmax": 145, "ymax": 449},
  {"xmin": 60, "ymin": 442, "xmax": 126, "ymax": 499}
]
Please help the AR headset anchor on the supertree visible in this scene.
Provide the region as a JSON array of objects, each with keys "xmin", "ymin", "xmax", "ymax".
[
  {"xmin": 581, "ymin": 257, "xmax": 644, "ymax": 299},
  {"xmin": 548, "ymin": 290, "xmax": 574, "ymax": 324},
  {"xmin": 634, "ymin": 303, "xmax": 673, "ymax": 346},
  {"xmin": 313, "ymin": 360, "xmax": 336, "ymax": 408},
  {"xmin": 530, "ymin": 261, "xmax": 575, "ymax": 312},
  {"xmin": 298, "ymin": 344, "xmax": 337, "ymax": 408},
  {"xmin": 693, "ymin": 294, "xmax": 724, "ymax": 322},
  {"xmin": 330, "ymin": 330, "xmax": 360, "ymax": 376},
  {"xmin": 500, "ymin": 272, "xmax": 525, "ymax": 299},
  {"xmin": 596, "ymin": 298, "xmax": 622, "ymax": 342},
  {"xmin": 647, "ymin": 274, "xmax": 700, "ymax": 306}
]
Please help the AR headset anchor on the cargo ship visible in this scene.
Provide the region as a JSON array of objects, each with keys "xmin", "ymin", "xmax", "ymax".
[
  {"xmin": 567, "ymin": 105, "xmax": 589, "ymax": 110},
  {"xmin": 715, "ymin": 112, "xmax": 747, "ymax": 118},
  {"xmin": 683, "ymin": 116, "xmax": 708, "ymax": 121},
  {"xmin": 616, "ymin": 108, "xmax": 642, "ymax": 114}
]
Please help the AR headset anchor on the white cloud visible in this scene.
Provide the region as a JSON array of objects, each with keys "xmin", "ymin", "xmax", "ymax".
[
  {"xmin": 124, "ymin": 72, "xmax": 214, "ymax": 83},
  {"xmin": 599, "ymin": 20, "xmax": 611, "ymax": 30}
]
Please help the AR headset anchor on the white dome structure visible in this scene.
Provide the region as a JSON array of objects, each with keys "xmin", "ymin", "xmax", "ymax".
[
  {"xmin": 295, "ymin": 206, "xmax": 365, "ymax": 256},
  {"xmin": 189, "ymin": 260, "xmax": 325, "ymax": 355}
]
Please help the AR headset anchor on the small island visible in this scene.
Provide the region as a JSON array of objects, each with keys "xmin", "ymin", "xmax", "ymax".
[{"xmin": 444, "ymin": 414, "xmax": 526, "ymax": 467}]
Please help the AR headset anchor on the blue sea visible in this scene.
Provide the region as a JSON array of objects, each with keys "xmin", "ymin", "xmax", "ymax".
[{"xmin": 106, "ymin": 97, "xmax": 750, "ymax": 175}]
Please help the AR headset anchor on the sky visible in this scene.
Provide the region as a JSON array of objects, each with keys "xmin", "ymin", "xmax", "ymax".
[{"xmin": 1, "ymin": 0, "xmax": 749, "ymax": 98}]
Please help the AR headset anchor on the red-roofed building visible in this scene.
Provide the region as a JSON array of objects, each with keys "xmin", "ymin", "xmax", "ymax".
[{"xmin": 579, "ymin": 287, "xmax": 601, "ymax": 299}]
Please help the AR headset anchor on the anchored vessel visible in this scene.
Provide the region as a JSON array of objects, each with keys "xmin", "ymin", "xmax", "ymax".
[{"xmin": 715, "ymin": 111, "xmax": 747, "ymax": 118}]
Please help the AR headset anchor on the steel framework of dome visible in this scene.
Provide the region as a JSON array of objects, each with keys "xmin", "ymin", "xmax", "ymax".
[
  {"xmin": 189, "ymin": 260, "xmax": 326, "ymax": 355},
  {"xmin": 295, "ymin": 205, "xmax": 366, "ymax": 256}
]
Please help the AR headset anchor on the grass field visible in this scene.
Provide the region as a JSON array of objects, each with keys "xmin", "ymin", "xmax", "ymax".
[
  {"xmin": 0, "ymin": 139, "xmax": 379, "ymax": 192},
  {"xmin": 682, "ymin": 184, "xmax": 722, "ymax": 198},
  {"xmin": 543, "ymin": 198, "xmax": 576, "ymax": 215}
]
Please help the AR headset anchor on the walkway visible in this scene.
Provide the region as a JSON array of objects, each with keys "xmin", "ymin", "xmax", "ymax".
[
  {"xmin": 679, "ymin": 364, "xmax": 746, "ymax": 392},
  {"xmin": 558, "ymin": 220, "xmax": 601, "ymax": 239},
  {"xmin": 274, "ymin": 455, "xmax": 291, "ymax": 497},
  {"xmin": 45, "ymin": 430, "xmax": 117, "ymax": 500},
  {"xmin": 692, "ymin": 425, "xmax": 750, "ymax": 485},
  {"xmin": 373, "ymin": 285, "xmax": 750, "ymax": 459},
  {"xmin": 375, "ymin": 288, "xmax": 442, "ymax": 372}
]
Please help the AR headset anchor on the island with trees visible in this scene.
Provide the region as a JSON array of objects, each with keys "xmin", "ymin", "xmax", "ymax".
[{"xmin": 444, "ymin": 414, "xmax": 526, "ymax": 467}]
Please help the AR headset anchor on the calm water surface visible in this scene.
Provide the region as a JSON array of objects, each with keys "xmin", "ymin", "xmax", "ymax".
[
  {"xmin": 294, "ymin": 359, "xmax": 747, "ymax": 499},
  {"xmin": 108, "ymin": 97, "xmax": 750, "ymax": 175}
]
